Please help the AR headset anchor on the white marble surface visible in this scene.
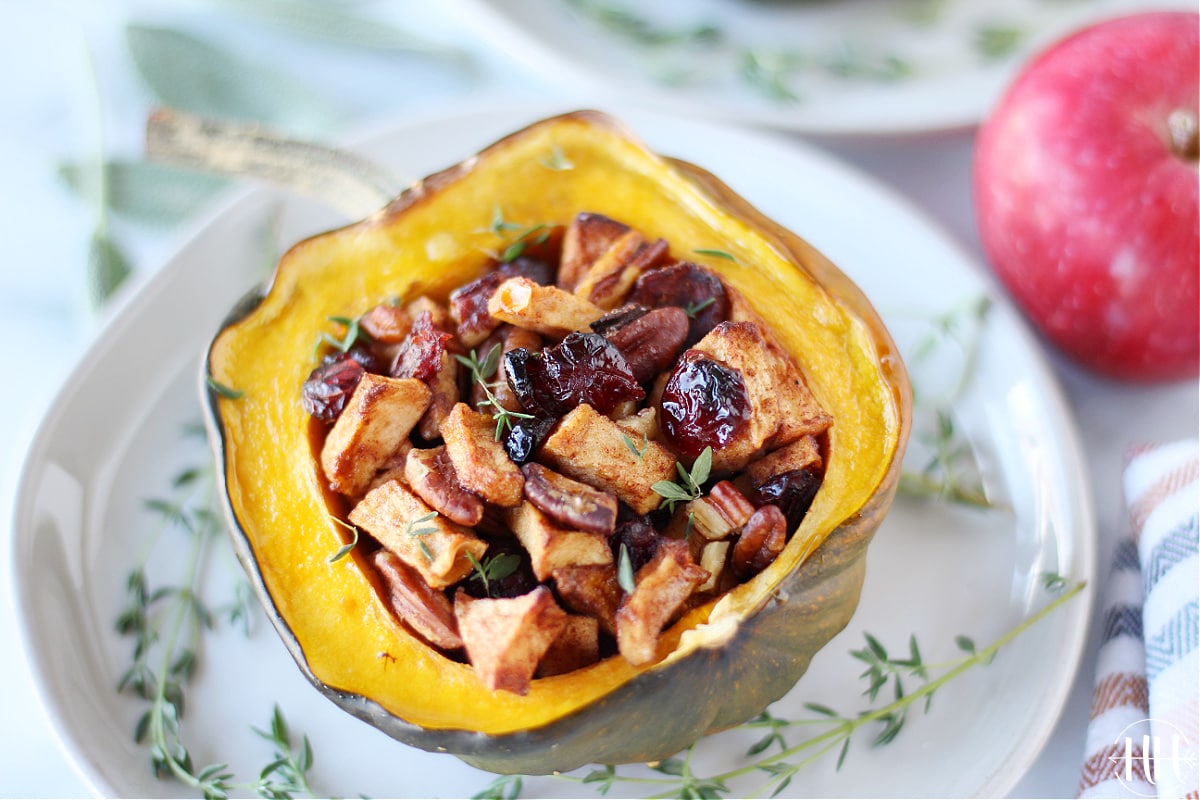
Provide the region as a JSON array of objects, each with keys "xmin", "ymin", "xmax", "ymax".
[{"xmin": 2, "ymin": 2, "xmax": 1195, "ymax": 798}]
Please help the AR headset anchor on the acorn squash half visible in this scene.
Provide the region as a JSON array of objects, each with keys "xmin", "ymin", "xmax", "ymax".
[{"xmin": 204, "ymin": 110, "xmax": 911, "ymax": 775}]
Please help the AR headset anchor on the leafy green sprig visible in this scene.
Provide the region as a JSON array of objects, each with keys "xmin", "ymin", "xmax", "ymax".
[
  {"xmin": 455, "ymin": 343, "xmax": 535, "ymax": 440},
  {"xmin": 485, "ymin": 207, "xmax": 554, "ymax": 263},
  {"xmin": 652, "ymin": 446, "xmax": 713, "ymax": 513},
  {"xmin": 315, "ymin": 314, "xmax": 369, "ymax": 356},
  {"xmin": 406, "ymin": 511, "xmax": 439, "ymax": 562},
  {"xmin": 468, "ymin": 552, "xmax": 522, "ymax": 597},
  {"xmin": 898, "ymin": 295, "xmax": 995, "ymax": 509},
  {"xmin": 116, "ymin": 429, "xmax": 320, "ymax": 799},
  {"xmin": 475, "ymin": 577, "xmax": 1084, "ymax": 799}
]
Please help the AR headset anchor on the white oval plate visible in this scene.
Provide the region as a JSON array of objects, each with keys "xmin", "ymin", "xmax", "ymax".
[
  {"xmin": 11, "ymin": 103, "xmax": 1094, "ymax": 798},
  {"xmin": 448, "ymin": 0, "xmax": 1194, "ymax": 135}
]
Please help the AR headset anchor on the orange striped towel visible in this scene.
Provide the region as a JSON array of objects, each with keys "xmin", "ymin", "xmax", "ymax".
[{"xmin": 1078, "ymin": 440, "xmax": 1198, "ymax": 799}]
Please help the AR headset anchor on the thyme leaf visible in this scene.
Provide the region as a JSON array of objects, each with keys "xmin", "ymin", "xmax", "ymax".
[
  {"xmin": 621, "ymin": 431, "xmax": 649, "ymax": 462},
  {"xmin": 206, "ymin": 375, "xmax": 244, "ymax": 400},
  {"xmin": 616, "ymin": 543, "xmax": 636, "ymax": 593},
  {"xmin": 468, "ymin": 552, "xmax": 522, "ymax": 597},
  {"xmin": 478, "ymin": 579, "xmax": 1085, "ymax": 797},
  {"xmin": 683, "ymin": 296, "xmax": 716, "ymax": 319},
  {"xmin": 315, "ymin": 314, "xmax": 368, "ymax": 355},
  {"xmin": 455, "ymin": 344, "xmax": 535, "ymax": 440},
  {"xmin": 539, "ymin": 146, "xmax": 574, "ymax": 171},
  {"xmin": 652, "ymin": 446, "xmax": 713, "ymax": 512},
  {"xmin": 406, "ymin": 511, "xmax": 439, "ymax": 562},
  {"xmin": 692, "ymin": 248, "xmax": 737, "ymax": 263},
  {"xmin": 327, "ymin": 516, "xmax": 359, "ymax": 563}
]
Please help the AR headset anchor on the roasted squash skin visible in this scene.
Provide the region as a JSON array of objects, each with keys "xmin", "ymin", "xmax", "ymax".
[{"xmin": 205, "ymin": 110, "xmax": 911, "ymax": 775}]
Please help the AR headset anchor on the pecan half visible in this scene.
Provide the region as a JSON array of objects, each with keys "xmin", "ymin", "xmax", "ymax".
[
  {"xmin": 520, "ymin": 462, "xmax": 619, "ymax": 535},
  {"xmin": 602, "ymin": 305, "xmax": 689, "ymax": 383},
  {"xmin": 731, "ymin": 504, "xmax": 788, "ymax": 578},
  {"xmin": 404, "ymin": 446, "xmax": 485, "ymax": 526},
  {"xmin": 684, "ymin": 480, "xmax": 755, "ymax": 541},
  {"xmin": 372, "ymin": 549, "xmax": 462, "ymax": 651}
]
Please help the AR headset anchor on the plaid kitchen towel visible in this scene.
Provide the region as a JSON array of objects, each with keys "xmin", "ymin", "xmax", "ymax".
[{"xmin": 1079, "ymin": 440, "xmax": 1199, "ymax": 799}]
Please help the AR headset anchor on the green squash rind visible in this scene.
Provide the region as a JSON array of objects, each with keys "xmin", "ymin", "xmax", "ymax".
[{"xmin": 204, "ymin": 110, "xmax": 910, "ymax": 776}]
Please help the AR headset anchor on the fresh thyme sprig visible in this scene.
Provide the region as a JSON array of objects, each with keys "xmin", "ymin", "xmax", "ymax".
[
  {"xmin": 468, "ymin": 552, "xmax": 522, "ymax": 597},
  {"xmin": 621, "ymin": 430, "xmax": 649, "ymax": 462},
  {"xmin": 406, "ymin": 511, "xmax": 439, "ymax": 562},
  {"xmin": 565, "ymin": 0, "xmax": 721, "ymax": 47},
  {"xmin": 117, "ymin": 425, "xmax": 321, "ymax": 799},
  {"xmin": 479, "ymin": 577, "xmax": 1085, "ymax": 798},
  {"xmin": 898, "ymin": 295, "xmax": 995, "ymax": 509},
  {"xmin": 314, "ymin": 314, "xmax": 368, "ymax": 356},
  {"xmin": 485, "ymin": 207, "xmax": 554, "ymax": 263},
  {"xmin": 251, "ymin": 705, "xmax": 317, "ymax": 799},
  {"xmin": 455, "ymin": 344, "xmax": 535, "ymax": 440},
  {"xmin": 899, "ymin": 409, "xmax": 992, "ymax": 508},
  {"xmin": 651, "ymin": 446, "xmax": 713, "ymax": 512}
]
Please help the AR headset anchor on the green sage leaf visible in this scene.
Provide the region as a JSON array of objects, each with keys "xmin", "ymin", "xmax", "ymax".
[
  {"xmin": 125, "ymin": 24, "xmax": 346, "ymax": 136},
  {"xmin": 208, "ymin": 0, "xmax": 468, "ymax": 60},
  {"xmin": 87, "ymin": 229, "xmax": 132, "ymax": 308},
  {"xmin": 59, "ymin": 160, "xmax": 228, "ymax": 226}
]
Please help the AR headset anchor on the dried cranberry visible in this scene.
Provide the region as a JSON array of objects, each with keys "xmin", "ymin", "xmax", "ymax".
[
  {"xmin": 751, "ymin": 468, "xmax": 822, "ymax": 532},
  {"xmin": 628, "ymin": 262, "xmax": 730, "ymax": 347},
  {"xmin": 302, "ymin": 354, "xmax": 364, "ymax": 422},
  {"xmin": 504, "ymin": 333, "xmax": 645, "ymax": 417},
  {"xmin": 390, "ymin": 311, "xmax": 453, "ymax": 381},
  {"xmin": 658, "ymin": 351, "xmax": 751, "ymax": 459},
  {"xmin": 323, "ymin": 344, "xmax": 383, "ymax": 374},
  {"xmin": 610, "ymin": 516, "xmax": 659, "ymax": 574},
  {"xmin": 502, "ymin": 416, "xmax": 557, "ymax": 464}
]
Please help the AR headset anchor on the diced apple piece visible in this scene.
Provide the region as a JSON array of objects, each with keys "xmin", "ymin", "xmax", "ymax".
[
  {"xmin": 487, "ymin": 276, "xmax": 604, "ymax": 338},
  {"xmin": 616, "ymin": 540, "xmax": 709, "ymax": 666},
  {"xmin": 507, "ymin": 502, "xmax": 612, "ymax": 581},
  {"xmin": 440, "ymin": 403, "xmax": 524, "ymax": 507},
  {"xmin": 539, "ymin": 404, "xmax": 676, "ymax": 515},
  {"xmin": 551, "ymin": 563, "xmax": 622, "ymax": 636},
  {"xmin": 455, "ymin": 586, "xmax": 567, "ymax": 695},
  {"xmin": 349, "ymin": 478, "xmax": 485, "ymax": 588},
  {"xmin": 537, "ymin": 614, "xmax": 601, "ymax": 677},
  {"xmin": 691, "ymin": 321, "xmax": 831, "ymax": 472},
  {"xmin": 320, "ymin": 374, "xmax": 431, "ymax": 498}
]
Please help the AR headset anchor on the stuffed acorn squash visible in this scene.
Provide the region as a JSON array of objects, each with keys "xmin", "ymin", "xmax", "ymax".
[{"xmin": 204, "ymin": 110, "xmax": 911, "ymax": 775}]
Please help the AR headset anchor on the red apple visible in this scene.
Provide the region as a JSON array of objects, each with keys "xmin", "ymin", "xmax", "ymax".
[{"xmin": 973, "ymin": 11, "xmax": 1198, "ymax": 382}]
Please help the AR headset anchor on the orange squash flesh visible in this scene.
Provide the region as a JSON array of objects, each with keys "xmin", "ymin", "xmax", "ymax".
[{"xmin": 206, "ymin": 110, "xmax": 910, "ymax": 772}]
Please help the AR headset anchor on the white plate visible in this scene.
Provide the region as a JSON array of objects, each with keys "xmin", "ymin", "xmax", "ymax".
[
  {"xmin": 449, "ymin": 0, "xmax": 1193, "ymax": 134},
  {"xmin": 12, "ymin": 103, "xmax": 1094, "ymax": 798}
]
